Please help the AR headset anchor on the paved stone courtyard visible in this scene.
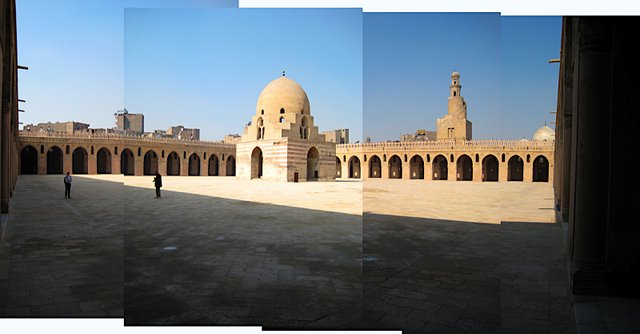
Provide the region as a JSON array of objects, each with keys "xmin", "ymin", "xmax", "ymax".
[
  {"xmin": 123, "ymin": 176, "xmax": 362, "ymax": 328},
  {"xmin": 0, "ymin": 175, "xmax": 123, "ymax": 317},
  {"xmin": 1, "ymin": 175, "xmax": 576, "ymax": 332},
  {"xmin": 363, "ymin": 180, "xmax": 574, "ymax": 333}
]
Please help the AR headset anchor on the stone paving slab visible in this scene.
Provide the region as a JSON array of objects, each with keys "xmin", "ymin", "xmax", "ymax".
[
  {"xmin": 362, "ymin": 180, "xmax": 575, "ymax": 333},
  {"xmin": 0, "ymin": 175, "xmax": 124, "ymax": 318},
  {"xmin": 123, "ymin": 176, "xmax": 362, "ymax": 328}
]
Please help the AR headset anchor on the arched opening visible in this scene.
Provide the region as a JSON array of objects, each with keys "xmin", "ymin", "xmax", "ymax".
[
  {"xmin": 388, "ymin": 155, "xmax": 402, "ymax": 179},
  {"xmin": 97, "ymin": 148, "xmax": 112, "ymax": 174},
  {"xmin": 348, "ymin": 156, "xmax": 361, "ymax": 179},
  {"xmin": 226, "ymin": 155, "xmax": 236, "ymax": 176},
  {"xmin": 301, "ymin": 117, "xmax": 309, "ymax": 139},
  {"xmin": 336, "ymin": 157, "xmax": 341, "ymax": 178},
  {"xmin": 409, "ymin": 155, "xmax": 424, "ymax": 179},
  {"xmin": 47, "ymin": 146, "xmax": 63, "ymax": 174},
  {"xmin": 144, "ymin": 150, "xmax": 159, "ymax": 175},
  {"xmin": 508, "ymin": 155, "xmax": 524, "ymax": 181},
  {"xmin": 20, "ymin": 146, "xmax": 38, "ymax": 174},
  {"xmin": 72, "ymin": 147, "xmax": 88, "ymax": 174},
  {"xmin": 456, "ymin": 155, "xmax": 473, "ymax": 181},
  {"xmin": 369, "ymin": 155, "xmax": 382, "ymax": 178},
  {"xmin": 533, "ymin": 155, "xmax": 549, "ymax": 182},
  {"xmin": 121, "ymin": 149, "xmax": 135, "ymax": 175},
  {"xmin": 432, "ymin": 154, "xmax": 448, "ymax": 180},
  {"xmin": 307, "ymin": 147, "xmax": 319, "ymax": 180},
  {"xmin": 208, "ymin": 154, "xmax": 219, "ymax": 176},
  {"xmin": 256, "ymin": 117, "xmax": 265, "ymax": 140},
  {"xmin": 188, "ymin": 153, "xmax": 200, "ymax": 176},
  {"xmin": 251, "ymin": 147, "xmax": 263, "ymax": 179},
  {"xmin": 166, "ymin": 151, "xmax": 180, "ymax": 176},
  {"xmin": 482, "ymin": 155, "xmax": 499, "ymax": 182}
]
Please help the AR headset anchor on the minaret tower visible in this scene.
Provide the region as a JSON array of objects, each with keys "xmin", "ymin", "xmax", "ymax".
[{"xmin": 436, "ymin": 71, "xmax": 473, "ymax": 140}]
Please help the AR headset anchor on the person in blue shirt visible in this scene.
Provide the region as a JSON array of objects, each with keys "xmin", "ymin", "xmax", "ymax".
[{"xmin": 64, "ymin": 172, "xmax": 72, "ymax": 199}]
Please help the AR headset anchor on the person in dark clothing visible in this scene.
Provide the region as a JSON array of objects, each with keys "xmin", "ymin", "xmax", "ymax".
[
  {"xmin": 64, "ymin": 171, "xmax": 72, "ymax": 198},
  {"xmin": 153, "ymin": 171, "xmax": 162, "ymax": 198}
]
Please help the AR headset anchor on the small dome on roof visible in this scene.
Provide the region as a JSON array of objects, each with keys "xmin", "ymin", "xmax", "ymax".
[
  {"xmin": 256, "ymin": 76, "xmax": 310, "ymax": 117},
  {"xmin": 533, "ymin": 125, "xmax": 555, "ymax": 141}
]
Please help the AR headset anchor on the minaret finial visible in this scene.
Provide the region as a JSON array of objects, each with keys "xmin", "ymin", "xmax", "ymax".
[{"xmin": 282, "ymin": 70, "xmax": 285, "ymax": 77}]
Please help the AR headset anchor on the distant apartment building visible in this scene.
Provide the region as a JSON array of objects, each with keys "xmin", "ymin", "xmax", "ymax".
[
  {"xmin": 322, "ymin": 129, "xmax": 349, "ymax": 144},
  {"xmin": 400, "ymin": 129, "xmax": 437, "ymax": 142},
  {"xmin": 223, "ymin": 134, "xmax": 241, "ymax": 144},
  {"xmin": 167, "ymin": 125, "xmax": 200, "ymax": 140},
  {"xmin": 115, "ymin": 109, "xmax": 144, "ymax": 133},
  {"xmin": 22, "ymin": 121, "xmax": 90, "ymax": 133}
]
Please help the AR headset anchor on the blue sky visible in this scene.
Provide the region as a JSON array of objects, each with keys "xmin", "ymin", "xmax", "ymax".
[
  {"xmin": 16, "ymin": 0, "xmax": 236, "ymax": 136},
  {"xmin": 124, "ymin": 8, "xmax": 363, "ymax": 141},
  {"xmin": 364, "ymin": 13, "xmax": 560, "ymax": 141},
  {"xmin": 17, "ymin": 4, "xmax": 559, "ymax": 142}
]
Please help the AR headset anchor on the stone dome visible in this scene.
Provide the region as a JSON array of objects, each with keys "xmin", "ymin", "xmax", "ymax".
[
  {"xmin": 452, "ymin": 71, "xmax": 460, "ymax": 78},
  {"xmin": 256, "ymin": 76, "xmax": 311, "ymax": 117},
  {"xmin": 533, "ymin": 125, "xmax": 555, "ymax": 141}
]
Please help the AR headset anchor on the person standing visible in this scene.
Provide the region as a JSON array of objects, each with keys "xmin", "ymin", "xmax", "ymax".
[
  {"xmin": 153, "ymin": 171, "xmax": 162, "ymax": 199},
  {"xmin": 64, "ymin": 172, "xmax": 72, "ymax": 199}
]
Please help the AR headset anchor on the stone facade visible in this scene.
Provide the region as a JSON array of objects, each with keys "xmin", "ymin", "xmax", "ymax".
[
  {"xmin": 322, "ymin": 129, "xmax": 349, "ymax": 144},
  {"xmin": 236, "ymin": 76, "xmax": 336, "ymax": 182},
  {"xmin": 115, "ymin": 110, "xmax": 144, "ymax": 133},
  {"xmin": 1, "ymin": 0, "xmax": 20, "ymax": 213},
  {"xmin": 22, "ymin": 121, "xmax": 90, "ymax": 134},
  {"xmin": 18, "ymin": 132, "xmax": 236, "ymax": 177},
  {"xmin": 436, "ymin": 72, "xmax": 472, "ymax": 141},
  {"xmin": 335, "ymin": 140, "xmax": 554, "ymax": 183}
]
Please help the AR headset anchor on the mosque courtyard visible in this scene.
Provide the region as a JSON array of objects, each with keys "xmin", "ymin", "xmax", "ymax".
[{"xmin": 1, "ymin": 175, "xmax": 574, "ymax": 331}]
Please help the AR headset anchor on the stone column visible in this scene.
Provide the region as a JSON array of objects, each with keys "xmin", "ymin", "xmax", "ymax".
[
  {"xmin": 424, "ymin": 158, "xmax": 432, "ymax": 182},
  {"xmin": 569, "ymin": 17, "xmax": 611, "ymax": 294},
  {"xmin": 341, "ymin": 156, "xmax": 349, "ymax": 179},
  {"xmin": 134, "ymin": 156, "xmax": 144, "ymax": 176},
  {"xmin": 63, "ymin": 147, "xmax": 72, "ymax": 174},
  {"xmin": 38, "ymin": 152, "xmax": 47, "ymax": 175},
  {"xmin": 498, "ymin": 158, "xmax": 508, "ymax": 182},
  {"xmin": 362, "ymin": 155, "xmax": 369, "ymax": 179},
  {"xmin": 201, "ymin": 154, "xmax": 207, "ymax": 176},
  {"xmin": 523, "ymin": 161, "xmax": 533, "ymax": 183},
  {"xmin": 402, "ymin": 158, "xmax": 410, "ymax": 180},
  {"xmin": 112, "ymin": 150, "xmax": 121, "ymax": 175},
  {"xmin": 381, "ymin": 156, "xmax": 388, "ymax": 179},
  {"xmin": 472, "ymin": 160, "xmax": 482, "ymax": 182},
  {"xmin": 448, "ymin": 157, "xmax": 456, "ymax": 181},
  {"xmin": 88, "ymin": 150, "xmax": 97, "ymax": 174}
]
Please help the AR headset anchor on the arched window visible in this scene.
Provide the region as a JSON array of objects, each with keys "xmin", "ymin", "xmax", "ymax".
[
  {"xmin": 527, "ymin": 154, "xmax": 531, "ymax": 163},
  {"xmin": 502, "ymin": 153, "xmax": 506, "ymax": 162},
  {"xmin": 364, "ymin": 155, "xmax": 367, "ymax": 162},
  {"xmin": 257, "ymin": 118, "xmax": 265, "ymax": 140},
  {"xmin": 40, "ymin": 145, "xmax": 44, "ymax": 154},
  {"xmin": 91, "ymin": 146, "xmax": 94, "ymax": 155},
  {"xmin": 279, "ymin": 116, "xmax": 285, "ymax": 123},
  {"xmin": 343, "ymin": 155, "xmax": 346, "ymax": 162},
  {"xmin": 162, "ymin": 150, "xmax": 165, "ymax": 158},
  {"xmin": 404, "ymin": 154, "xmax": 407, "ymax": 162},
  {"xmin": 450, "ymin": 154, "xmax": 454, "ymax": 163},
  {"xmin": 383, "ymin": 154, "xmax": 387, "ymax": 162},
  {"xmin": 280, "ymin": 108, "xmax": 285, "ymax": 114},
  {"xmin": 138, "ymin": 147, "xmax": 141, "ymax": 156},
  {"xmin": 453, "ymin": 91, "xmax": 457, "ymax": 96},
  {"xmin": 261, "ymin": 109, "xmax": 264, "ymax": 115},
  {"xmin": 183, "ymin": 151, "xmax": 186, "ymax": 159},
  {"xmin": 66, "ymin": 145, "xmax": 70, "ymax": 154},
  {"xmin": 475, "ymin": 154, "xmax": 479, "ymax": 163},
  {"xmin": 115, "ymin": 147, "xmax": 118, "ymax": 155},
  {"xmin": 426, "ymin": 154, "xmax": 431, "ymax": 163}
]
